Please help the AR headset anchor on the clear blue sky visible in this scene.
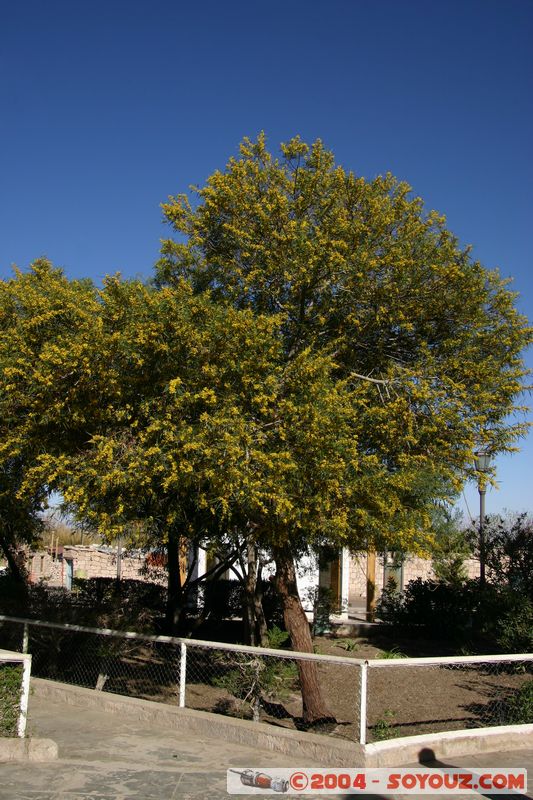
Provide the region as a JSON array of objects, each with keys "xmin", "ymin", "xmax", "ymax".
[{"xmin": 1, "ymin": 0, "xmax": 531, "ymax": 518}]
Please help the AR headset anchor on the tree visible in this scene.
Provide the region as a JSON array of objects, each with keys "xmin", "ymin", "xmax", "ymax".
[
  {"xmin": 2, "ymin": 136, "xmax": 530, "ymax": 724},
  {"xmin": 0, "ymin": 262, "xmax": 286, "ymax": 628},
  {"xmin": 472, "ymin": 512, "xmax": 533, "ymax": 599},
  {"xmin": 430, "ymin": 506, "xmax": 472, "ymax": 585},
  {"xmin": 0, "ymin": 262, "xmax": 100, "ymax": 581},
  {"xmin": 0, "ymin": 458, "xmax": 44, "ymax": 584},
  {"xmin": 156, "ymin": 134, "xmax": 532, "ymax": 721}
]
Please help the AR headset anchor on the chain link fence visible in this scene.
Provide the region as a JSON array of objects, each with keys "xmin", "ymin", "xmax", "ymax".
[
  {"xmin": 0, "ymin": 615, "xmax": 361, "ymax": 741},
  {"xmin": 1, "ymin": 615, "xmax": 531, "ymax": 745},
  {"xmin": 184, "ymin": 641, "xmax": 361, "ymax": 739},
  {"xmin": 365, "ymin": 655, "xmax": 533, "ymax": 743}
]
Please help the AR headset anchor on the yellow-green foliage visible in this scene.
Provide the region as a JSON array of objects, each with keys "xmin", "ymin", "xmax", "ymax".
[
  {"xmin": 0, "ymin": 135, "xmax": 531, "ymax": 561},
  {"xmin": 0, "ymin": 262, "xmax": 364, "ymax": 552},
  {"xmin": 156, "ymin": 134, "xmax": 532, "ymax": 549}
]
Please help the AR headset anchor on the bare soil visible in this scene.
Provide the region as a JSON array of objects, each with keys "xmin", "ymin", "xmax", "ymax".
[
  {"xmin": 18, "ymin": 621, "xmax": 531, "ymax": 744},
  {"xmin": 178, "ymin": 632, "xmax": 532, "ymax": 743}
]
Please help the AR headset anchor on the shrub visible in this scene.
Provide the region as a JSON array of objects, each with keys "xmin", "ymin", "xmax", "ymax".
[
  {"xmin": 0, "ymin": 664, "xmax": 22, "ymax": 737},
  {"xmin": 469, "ymin": 513, "xmax": 533, "ymax": 600},
  {"xmin": 212, "ymin": 626, "xmax": 298, "ymax": 721},
  {"xmin": 431, "ymin": 510, "xmax": 472, "ymax": 586},
  {"xmin": 494, "ymin": 596, "xmax": 533, "ymax": 653},
  {"xmin": 73, "ymin": 577, "xmax": 166, "ymax": 630},
  {"xmin": 376, "ymin": 577, "xmax": 480, "ymax": 635},
  {"xmin": 376, "ymin": 577, "xmax": 533, "ymax": 651},
  {"xmin": 371, "ymin": 710, "xmax": 398, "ymax": 741},
  {"xmin": 379, "ymin": 646, "xmax": 407, "ymax": 659},
  {"xmin": 502, "ymin": 679, "xmax": 533, "ymax": 724},
  {"xmin": 376, "ymin": 576, "xmax": 403, "ymax": 623},
  {"xmin": 0, "ymin": 575, "xmax": 167, "ymax": 632},
  {"xmin": 336, "ymin": 638, "xmax": 359, "ymax": 652}
]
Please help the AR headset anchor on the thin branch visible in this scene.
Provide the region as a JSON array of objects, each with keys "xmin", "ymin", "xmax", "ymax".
[{"xmin": 350, "ymin": 371, "xmax": 394, "ymax": 385}]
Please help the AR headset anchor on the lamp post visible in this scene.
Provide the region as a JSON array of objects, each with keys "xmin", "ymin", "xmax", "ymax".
[{"xmin": 474, "ymin": 449, "xmax": 491, "ymax": 587}]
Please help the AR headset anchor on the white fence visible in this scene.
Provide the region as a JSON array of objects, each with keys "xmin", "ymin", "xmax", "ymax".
[
  {"xmin": 362, "ymin": 653, "xmax": 533, "ymax": 743},
  {"xmin": 0, "ymin": 648, "xmax": 32, "ymax": 738},
  {"xmin": 0, "ymin": 615, "xmax": 531, "ymax": 744}
]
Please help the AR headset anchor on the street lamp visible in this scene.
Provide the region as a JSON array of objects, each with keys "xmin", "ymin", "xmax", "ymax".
[{"xmin": 474, "ymin": 448, "xmax": 492, "ymax": 587}]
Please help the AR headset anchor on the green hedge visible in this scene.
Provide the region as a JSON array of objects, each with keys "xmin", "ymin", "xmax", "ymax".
[
  {"xmin": 0, "ymin": 664, "xmax": 22, "ymax": 737},
  {"xmin": 377, "ymin": 578, "xmax": 533, "ymax": 652}
]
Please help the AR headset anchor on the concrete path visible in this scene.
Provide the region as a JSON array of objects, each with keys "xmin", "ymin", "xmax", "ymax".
[
  {"xmin": 1, "ymin": 694, "xmax": 532, "ymax": 800},
  {"xmin": 3, "ymin": 694, "xmax": 298, "ymax": 800}
]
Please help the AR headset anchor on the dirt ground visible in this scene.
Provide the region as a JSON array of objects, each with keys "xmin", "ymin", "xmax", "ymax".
[
  {"xmin": 5, "ymin": 619, "xmax": 530, "ymax": 745},
  {"xmin": 180, "ymin": 631, "xmax": 532, "ymax": 743}
]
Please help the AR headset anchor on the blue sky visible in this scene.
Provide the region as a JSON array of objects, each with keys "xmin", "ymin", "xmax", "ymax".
[{"xmin": 1, "ymin": 0, "xmax": 531, "ymax": 518}]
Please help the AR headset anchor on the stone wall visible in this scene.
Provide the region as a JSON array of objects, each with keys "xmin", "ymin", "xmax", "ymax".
[
  {"xmin": 347, "ymin": 552, "xmax": 480, "ymax": 605},
  {"xmin": 28, "ymin": 551, "xmax": 63, "ymax": 586},
  {"xmin": 27, "ymin": 544, "xmax": 481, "ymax": 605},
  {"xmin": 64, "ymin": 546, "xmax": 150, "ymax": 582},
  {"xmin": 28, "ymin": 545, "xmax": 160, "ymax": 588}
]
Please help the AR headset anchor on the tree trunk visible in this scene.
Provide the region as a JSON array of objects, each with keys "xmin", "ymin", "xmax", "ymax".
[
  {"xmin": 165, "ymin": 527, "xmax": 183, "ymax": 634},
  {"xmin": 273, "ymin": 546, "xmax": 335, "ymax": 726},
  {"xmin": 0, "ymin": 533, "xmax": 28, "ymax": 586},
  {"xmin": 242, "ymin": 542, "xmax": 257, "ymax": 645},
  {"xmin": 242, "ymin": 543, "xmax": 269, "ymax": 646},
  {"xmin": 253, "ymin": 562, "xmax": 269, "ymax": 647}
]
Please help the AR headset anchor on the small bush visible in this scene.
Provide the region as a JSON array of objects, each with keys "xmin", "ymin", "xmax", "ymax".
[
  {"xmin": 376, "ymin": 576, "xmax": 403, "ymax": 622},
  {"xmin": 372, "ymin": 710, "xmax": 398, "ymax": 741},
  {"xmin": 213, "ymin": 626, "xmax": 298, "ymax": 721},
  {"xmin": 494, "ymin": 596, "xmax": 533, "ymax": 653},
  {"xmin": 265, "ymin": 625, "xmax": 290, "ymax": 649},
  {"xmin": 336, "ymin": 638, "xmax": 359, "ymax": 652},
  {"xmin": 502, "ymin": 680, "xmax": 533, "ymax": 724},
  {"xmin": 379, "ymin": 646, "xmax": 407, "ymax": 659}
]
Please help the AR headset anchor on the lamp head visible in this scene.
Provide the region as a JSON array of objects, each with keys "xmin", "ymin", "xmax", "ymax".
[{"xmin": 474, "ymin": 449, "xmax": 491, "ymax": 472}]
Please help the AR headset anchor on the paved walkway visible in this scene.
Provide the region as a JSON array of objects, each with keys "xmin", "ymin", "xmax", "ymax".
[{"xmin": 1, "ymin": 695, "xmax": 531, "ymax": 799}]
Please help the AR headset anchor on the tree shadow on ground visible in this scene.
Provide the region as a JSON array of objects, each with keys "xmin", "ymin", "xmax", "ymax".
[{"xmin": 418, "ymin": 748, "xmax": 531, "ymax": 800}]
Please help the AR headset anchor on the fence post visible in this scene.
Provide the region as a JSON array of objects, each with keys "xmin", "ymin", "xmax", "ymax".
[
  {"xmin": 22, "ymin": 623, "xmax": 29, "ymax": 654},
  {"xmin": 359, "ymin": 661, "xmax": 368, "ymax": 745},
  {"xmin": 179, "ymin": 643, "xmax": 187, "ymax": 708},
  {"xmin": 18, "ymin": 655, "xmax": 32, "ymax": 738}
]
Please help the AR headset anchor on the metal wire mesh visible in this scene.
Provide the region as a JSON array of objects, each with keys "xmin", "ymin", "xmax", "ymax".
[
  {"xmin": 0, "ymin": 616, "xmax": 361, "ymax": 740},
  {"xmin": 27, "ymin": 626, "xmax": 181, "ymax": 702},
  {"xmin": 184, "ymin": 643, "xmax": 360, "ymax": 740},
  {"xmin": 0, "ymin": 619, "xmax": 25, "ymax": 652},
  {"xmin": 2, "ymin": 616, "xmax": 531, "ymax": 747},
  {"xmin": 366, "ymin": 658, "xmax": 533, "ymax": 742}
]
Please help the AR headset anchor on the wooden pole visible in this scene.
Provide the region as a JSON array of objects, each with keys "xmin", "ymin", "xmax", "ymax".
[{"xmin": 366, "ymin": 547, "xmax": 376, "ymax": 622}]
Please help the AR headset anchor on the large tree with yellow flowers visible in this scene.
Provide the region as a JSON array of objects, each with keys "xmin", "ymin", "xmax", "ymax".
[
  {"xmin": 0, "ymin": 265, "xmax": 99, "ymax": 581},
  {"xmin": 1, "ymin": 135, "xmax": 530, "ymax": 725},
  {"xmin": 0, "ymin": 263, "xmax": 363, "ymax": 648},
  {"xmin": 156, "ymin": 134, "xmax": 532, "ymax": 721},
  {"xmin": 0, "ymin": 263, "xmax": 277, "ymax": 621}
]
